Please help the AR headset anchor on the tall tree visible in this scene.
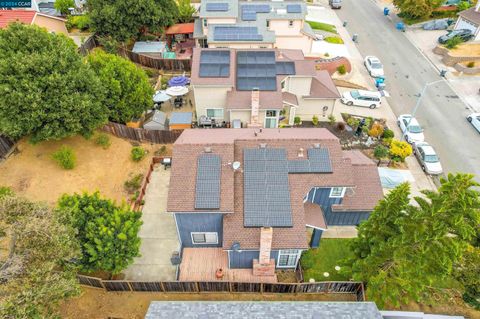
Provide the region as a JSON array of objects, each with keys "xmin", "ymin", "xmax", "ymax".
[
  {"xmin": 177, "ymin": 0, "xmax": 196, "ymax": 23},
  {"xmin": 57, "ymin": 192, "xmax": 142, "ymax": 275},
  {"xmin": 345, "ymin": 174, "xmax": 480, "ymax": 308},
  {"xmin": 0, "ymin": 195, "xmax": 80, "ymax": 318},
  {"xmin": 88, "ymin": 0, "xmax": 179, "ymax": 41},
  {"xmin": 0, "ymin": 23, "xmax": 107, "ymax": 143},
  {"xmin": 393, "ymin": 0, "xmax": 443, "ymax": 19},
  {"xmin": 86, "ymin": 50, "xmax": 153, "ymax": 124},
  {"xmin": 54, "ymin": 0, "xmax": 75, "ymax": 15}
]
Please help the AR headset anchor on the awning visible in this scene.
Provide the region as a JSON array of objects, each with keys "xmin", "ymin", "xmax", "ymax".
[
  {"xmin": 165, "ymin": 23, "xmax": 195, "ymax": 35},
  {"xmin": 304, "ymin": 202, "xmax": 327, "ymax": 230}
]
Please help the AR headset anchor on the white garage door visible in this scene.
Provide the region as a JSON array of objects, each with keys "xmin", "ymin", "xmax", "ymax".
[{"xmin": 456, "ymin": 18, "xmax": 479, "ymax": 36}]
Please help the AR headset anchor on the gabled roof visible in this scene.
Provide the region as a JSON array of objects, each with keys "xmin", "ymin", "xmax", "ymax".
[
  {"xmin": 165, "ymin": 23, "xmax": 195, "ymax": 35},
  {"xmin": 307, "ymin": 71, "xmax": 341, "ymax": 99},
  {"xmin": 0, "ymin": 10, "xmax": 36, "ymax": 28},
  {"xmin": 458, "ymin": 6, "xmax": 480, "ymax": 24}
]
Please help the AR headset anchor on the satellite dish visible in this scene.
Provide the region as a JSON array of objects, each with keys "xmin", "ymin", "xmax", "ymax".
[
  {"xmin": 231, "ymin": 242, "xmax": 241, "ymax": 252},
  {"xmin": 232, "ymin": 161, "xmax": 241, "ymax": 171}
]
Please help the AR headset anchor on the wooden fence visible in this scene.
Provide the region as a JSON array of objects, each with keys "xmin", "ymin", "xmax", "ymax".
[
  {"xmin": 131, "ymin": 156, "xmax": 165, "ymax": 211},
  {"xmin": 101, "ymin": 122, "xmax": 183, "ymax": 144},
  {"xmin": 118, "ymin": 47, "xmax": 192, "ymax": 71},
  {"xmin": 78, "ymin": 35, "xmax": 98, "ymax": 56},
  {"xmin": 77, "ymin": 275, "xmax": 365, "ymax": 301},
  {"xmin": 0, "ymin": 136, "xmax": 15, "ymax": 159}
]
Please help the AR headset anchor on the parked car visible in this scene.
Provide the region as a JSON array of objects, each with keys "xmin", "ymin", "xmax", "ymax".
[
  {"xmin": 422, "ymin": 18, "xmax": 454, "ymax": 30},
  {"xmin": 413, "ymin": 142, "xmax": 443, "ymax": 175},
  {"xmin": 341, "ymin": 90, "xmax": 382, "ymax": 109},
  {"xmin": 364, "ymin": 56, "xmax": 384, "ymax": 78},
  {"xmin": 397, "ymin": 114, "xmax": 425, "ymax": 143},
  {"xmin": 329, "ymin": 0, "xmax": 342, "ymax": 9},
  {"xmin": 467, "ymin": 113, "xmax": 480, "ymax": 133},
  {"xmin": 437, "ymin": 29, "xmax": 473, "ymax": 44}
]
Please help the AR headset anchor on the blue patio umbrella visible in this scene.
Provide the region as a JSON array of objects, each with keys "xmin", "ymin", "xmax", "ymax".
[{"xmin": 168, "ymin": 76, "xmax": 190, "ymax": 87}]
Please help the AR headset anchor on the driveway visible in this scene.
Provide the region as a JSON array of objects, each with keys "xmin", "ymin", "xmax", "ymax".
[
  {"xmin": 124, "ymin": 166, "xmax": 180, "ymax": 281},
  {"xmin": 334, "ymin": 0, "xmax": 480, "ymax": 181}
]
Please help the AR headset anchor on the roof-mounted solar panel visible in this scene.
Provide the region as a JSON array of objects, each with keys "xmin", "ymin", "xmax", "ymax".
[
  {"xmin": 195, "ymin": 154, "xmax": 221, "ymax": 209},
  {"xmin": 286, "ymin": 4, "xmax": 302, "ymax": 13},
  {"xmin": 206, "ymin": 2, "xmax": 229, "ymax": 11},
  {"xmin": 276, "ymin": 61, "xmax": 296, "ymax": 75},
  {"xmin": 199, "ymin": 50, "xmax": 230, "ymax": 78}
]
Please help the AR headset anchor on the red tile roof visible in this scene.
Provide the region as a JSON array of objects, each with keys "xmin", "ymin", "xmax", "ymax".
[
  {"xmin": 165, "ymin": 23, "xmax": 195, "ymax": 35},
  {"xmin": 0, "ymin": 10, "xmax": 36, "ymax": 29}
]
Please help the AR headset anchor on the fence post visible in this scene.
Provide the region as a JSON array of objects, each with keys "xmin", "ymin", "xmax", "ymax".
[
  {"xmin": 229, "ymin": 282, "xmax": 233, "ymax": 293},
  {"xmin": 195, "ymin": 282, "xmax": 200, "ymax": 293},
  {"xmin": 160, "ymin": 282, "xmax": 166, "ymax": 292},
  {"xmin": 324, "ymin": 282, "xmax": 331, "ymax": 293},
  {"xmin": 127, "ymin": 281, "xmax": 134, "ymax": 292},
  {"xmin": 260, "ymin": 283, "xmax": 264, "ymax": 294}
]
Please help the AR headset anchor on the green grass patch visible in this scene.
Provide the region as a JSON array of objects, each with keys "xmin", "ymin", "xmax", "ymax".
[
  {"xmin": 325, "ymin": 36, "xmax": 344, "ymax": 44},
  {"xmin": 306, "ymin": 21, "xmax": 338, "ymax": 34},
  {"xmin": 300, "ymin": 238, "xmax": 353, "ymax": 281}
]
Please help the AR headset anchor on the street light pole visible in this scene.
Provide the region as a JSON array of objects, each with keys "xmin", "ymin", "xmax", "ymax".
[{"xmin": 402, "ymin": 79, "xmax": 445, "ymax": 141}]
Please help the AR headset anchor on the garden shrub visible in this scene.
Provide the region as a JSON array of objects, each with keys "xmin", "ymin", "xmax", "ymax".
[
  {"xmin": 312, "ymin": 115, "xmax": 319, "ymax": 126},
  {"xmin": 124, "ymin": 174, "xmax": 144, "ymax": 193},
  {"xmin": 97, "ymin": 36, "xmax": 119, "ymax": 54},
  {"xmin": 0, "ymin": 186, "xmax": 13, "ymax": 199},
  {"xmin": 294, "ymin": 116, "xmax": 301, "ymax": 125},
  {"xmin": 66, "ymin": 15, "xmax": 91, "ymax": 31},
  {"xmin": 457, "ymin": 0, "xmax": 471, "ymax": 12},
  {"xmin": 131, "ymin": 146, "xmax": 146, "ymax": 162},
  {"xmin": 328, "ymin": 114, "xmax": 336, "ymax": 125},
  {"xmin": 368, "ymin": 123, "xmax": 384, "ymax": 138},
  {"xmin": 52, "ymin": 146, "xmax": 76, "ymax": 170},
  {"xmin": 324, "ymin": 52, "xmax": 330, "ymax": 57},
  {"xmin": 445, "ymin": 36, "xmax": 463, "ymax": 49},
  {"xmin": 325, "ymin": 36, "xmax": 344, "ymax": 44},
  {"xmin": 336, "ymin": 122, "xmax": 346, "ymax": 131},
  {"xmin": 373, "ymin": 145, "xmax": 389, "ymax": 160},
  {"xmin": 94, "ymin": 133, "xmax": 111, "ymax": 149},
  {"xmin": 389, "ymin": 139, "xmax": 412, "ymax": 162},
  {"xmin": 155, "ymin": 145, "xmax": 168, "ymax": 156},
  {"xmin": 382, "ymin": 128, "xmax": 394, "ymax": 139},
  {"xmin": 336, "ymin": 64, "xmax": 347, "ymax": 75},
  {"xmin": 466, "ymin": 61, "xmax": 475, "ymax": 68},
  {"xmin": 346, "ymin": 117, "xmax": 360, "ymax": 128}
]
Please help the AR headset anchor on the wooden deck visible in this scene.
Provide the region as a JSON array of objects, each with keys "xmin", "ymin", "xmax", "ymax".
[{"xmin": 179, "ymin": 248, "xmax": 277, "ymax": 283}]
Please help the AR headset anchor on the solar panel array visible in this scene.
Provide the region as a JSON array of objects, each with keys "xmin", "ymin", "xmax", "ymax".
[
  {"xmin": 199, "ymin": 50, "xmax": 230, "ymax": 78},
  {"xmin": 275, "ymin": 61, "xmax": 296, "ymax": 75},
  {"xmin": 236, "ymin": 51, "xmax": 277, "ymax": 91},
  {"xmin": 206, "ymin": 2, "xmax": 229, "ymax": 11},
  {"xmin": 241, "ymin": 4, "xmax": 270, "ymax": 21},
  {"xmin": 286, "ymin": 4, "xmax": 302, "ymax": 13},
  {"xmin": 244, "ymin": 148, "xmax": 293, "ymax": 227},
  {"xmin": 213, "ymin": 26, "xmax": 263, "ymax": 41},
  {"xmin": 288, "ymin": 148, "xmax": 333, "ymax": 173},
  {"xmin": 195, "ymin": 154, "xmax": 221, "ymax": 210}
]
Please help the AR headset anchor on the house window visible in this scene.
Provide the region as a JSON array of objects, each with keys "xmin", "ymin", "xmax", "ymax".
[
  {"xmin": 203, "ymin": 19, "xmax": 207, "ymax": 27},
  {"xmin": 266, "ymin": 20, "xmax": 270, "ymax": 28},
  {"xmin": 277, "ymin": 249, "xmax": 301, "ymax": 268},
  {"xmin": 329, "ymin": 187, "xmax": 346, "ymax": 198},
  {"xmin": 206, "ymin": 108, "xmax": 224, "ymax": 119},
  {"xmin": 265, "ymin": 110, "xmax": 277, "ymax": 128},
  {"xmin": 191, "ymin": 232, "xmax": 218, "ymax": 244},
  {"xmin": 288, "ymin": 20, "xmax": 294, "ymax": 27},
  {"xmin": 281, "ymin": 80, "xmax": 285, "ymax": 89}
]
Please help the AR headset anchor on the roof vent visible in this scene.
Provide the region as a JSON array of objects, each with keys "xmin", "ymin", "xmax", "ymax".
[
  {"xmin": 260, "ymin": 143, "xmax": 267, "ymax": 149},
  {"xmin": 298, "ymin": 148, "xmax": 304, "ymax": 158},
  {"xmin": 313, "ymin": 143, "xmax": 321, "ymax": 149},
  {"xmin": 232, "ymin": 161, "xmax": 241, "ymax": 171},
  {"xmin": 204, "ymin": 147, "xmax": 212, "ymax": 153}
]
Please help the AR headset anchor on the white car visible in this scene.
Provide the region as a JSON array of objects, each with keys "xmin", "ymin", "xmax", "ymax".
[
  {"xmin": 467, "ymin": 113, "xmax": 480, "ymax": 133},
  {"xmin": 341, "ymin": 90, "xmax": 382, "ymax": 109},
  {"xmin": 397, "ymin": 114, "xmax": 425, "ymax": 143},
  {"xmin": 364, "ymin": 56, "xmax": 384, "ymax": 78},
  {"xmin": 413, "ymin": 142, "xmax": 443, "ymax": 175}
]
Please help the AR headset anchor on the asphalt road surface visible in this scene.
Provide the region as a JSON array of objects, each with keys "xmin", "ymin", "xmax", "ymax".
[{"xmin": 336, "ymin": 0, "xmax": 479, "ymax": 181}]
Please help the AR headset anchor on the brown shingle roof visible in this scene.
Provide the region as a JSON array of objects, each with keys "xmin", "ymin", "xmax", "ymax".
[
  {"xmin": 226, "ymin": 90, "xmax": 284, "ymax": 110},
  {"xmin": 307, "ymin": 70, "xmax": 341, "ymax": 99},
  {"xmin": 458, "ymin": 6, "xmax": 480, "ymax": 24},
  {"xmin": 282, "ymin": 92, "xmax": 298, "ymax": 105}
]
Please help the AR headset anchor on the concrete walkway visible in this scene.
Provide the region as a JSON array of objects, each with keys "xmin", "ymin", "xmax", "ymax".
[{"xmin": 124, "ymin": 166, "xmax": 180, "ymax": 281}]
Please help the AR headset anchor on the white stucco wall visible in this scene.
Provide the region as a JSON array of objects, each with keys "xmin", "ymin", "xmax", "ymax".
[
  {"xmin": 275, "ymin": 35, "xmax": 313, "ymax": 54},
  {"xmin": 269, "ymin": 19, "xmax": 302, "ymax": 36},
  {"xmin": 193, "ymin": 86, "xmax": 230, "ymax": 119},
  {"xmin": 295, "ymin": 98, "xmax": 336, "ymax": 121},
  {"xmin": 284, "ymin": 77, "xmax": 312, "ymax": 96}
]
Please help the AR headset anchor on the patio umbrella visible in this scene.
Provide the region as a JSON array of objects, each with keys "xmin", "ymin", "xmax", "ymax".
[
  {"xmin": 152, "ymin": 90, "xmax": 171, "ymax": 103},
  {"xmin": 166, "ymin": 86, "xmax": 189, "ymax": 96},
  {"xmin": 168, "ymin": 76, "xmax": 190, "ymax": 87}
]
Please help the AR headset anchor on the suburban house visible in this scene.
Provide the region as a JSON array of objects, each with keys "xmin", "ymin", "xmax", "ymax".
[
  {"xmin": 167, "ymin": 128, "xmax": 383, "ymax": 282},
  {"xmin": 454, "ymin": 2, "xmax": 480, "ymax": 41},
  {"xmin": 191, "ymin": 48, "xmax": 341, "ymax": 129},
  {"xmin": 193, "ymin": 0, "xmax": 316, "ymax": 53},
  {"xmin": 0, "ymin": 10, "xmax": 68, "ymax": 34}
]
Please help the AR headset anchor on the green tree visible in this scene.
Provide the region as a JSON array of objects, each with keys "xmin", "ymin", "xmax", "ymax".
[
  {"xmin": 57, "ymin": 192, "xmax": 142, "ymax": 275},
  {"xmin": 0, "ymin": 195, "xmax": 80, "ymax": 318},
  {"xmin": 454, "ymin": 244, "xmax": 480, "ymax": 309},
  {"xmin": 88, "ymin": 0, "xmax": 179, "ymax": 41},
  {"xmin": 345, "ymin": 174, "xmax": 480, "ymax": 307},
  {"xmin": 87, "ymin": 50, "xmax": 153, "ymax": 123},
  {"xmin": 0, "ymin": 23, "xmax": 107, "ymax": 143},
  {"xmin": 54, "ymin": 0, "xmax": 75, "ymax": 15},
  {"xmin": 177, "ymin": 0, "xmax": 196, "ymax": 23},
  {"xmin": 394, "ymin": 0, "xmax": 443, "ymax": 19}
]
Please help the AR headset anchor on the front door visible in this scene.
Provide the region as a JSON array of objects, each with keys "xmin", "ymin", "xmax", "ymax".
[{"xmin": 265, "ymin": 110, "xmax": 278, "ymax": 128}]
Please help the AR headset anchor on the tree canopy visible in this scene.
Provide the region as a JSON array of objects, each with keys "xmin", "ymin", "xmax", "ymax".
[
  {"xmin": 344, "ymin": 174, "xmax": 480, "ymax": 307},
  {"xmin": 0, "ymin": 194, "xmax": 80, "ymax": 318},
  {"xmin": 0, "ymin": 23, "xmax": 108, "ymax": 143},
  {"xmin": 177, "ymin": 0, "xmax": 196, "ymax": 23},
  {"xmin": 86, "ymin": 50, "xmax": 153, "ymax": 123},
  {"xmin": 393, "ymin": 0, "xmax": 443, "ymax": 19},
  {"xmin": 88, "ymin": 0, "xmax": 179, "ymax": 41},
  {"xmin": 57, "ymin": 192, "xmax": 142, "ymax": 275},
  {"xmin": 54, "ymin": 0, "xmax": 75, "ymax": 15}
]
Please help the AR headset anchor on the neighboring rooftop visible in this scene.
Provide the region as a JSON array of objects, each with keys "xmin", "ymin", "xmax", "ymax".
[
  {"xmin": 0, "ymin": 10, "xmax": 36, "ymax": 28},
  {"xmin": 165, "ymin": 23, "xmax": 195, "ymax": 35},
  {"xmin": 458, "ymin": 5, "xmax": 480, "ymax": 24},
  {"xmin": 132, "ymin": 41, "xmax": 166, "ymax": 53}
]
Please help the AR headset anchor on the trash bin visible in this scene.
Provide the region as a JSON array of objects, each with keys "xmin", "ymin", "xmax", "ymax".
[
  {"xmin": 383, "ymin": 7, "xmax": 390, "ymax": 15},
  {"xmin": 352, "ymin": 34, "xmax": 358, "ymax": 42},
  {"xmin": 396, "ymin": 22, "xmax": 405, "ymax": 32},
  {"xmin": 343, "ymin": 21, "xmax": 348, "ymax": 27}
]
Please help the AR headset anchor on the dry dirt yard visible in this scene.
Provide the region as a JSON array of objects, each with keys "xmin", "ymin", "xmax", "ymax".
[{"xmin": 0, "ymin": 134, "xmax": 170, "ymax": 206}]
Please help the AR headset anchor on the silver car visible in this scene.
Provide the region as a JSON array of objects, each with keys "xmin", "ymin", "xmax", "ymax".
[
  {"xmin": 413, "ymin": 142, "xmax": 443, "ymax": 175},
  {"xmin": 467, "ymin": 113, "xmax": 480, "ymax": 133}
]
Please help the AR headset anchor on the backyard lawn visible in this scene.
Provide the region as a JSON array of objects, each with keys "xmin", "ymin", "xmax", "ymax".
[
  {"xmin": 300, "ymin": 238, "xmax": 353, "ymax": 282},
  {"xmin": 306, "ymin": 21, "xmax": 338, "ymax": 34}
]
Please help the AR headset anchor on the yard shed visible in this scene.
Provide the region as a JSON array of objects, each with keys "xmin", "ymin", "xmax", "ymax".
[
  {"xmin": 169, "ymin": 112, "xmax": 192, "ymax": 130},
  {"xmin": 132, "ymin": 41, "xmax": 166, "ymax": 58},
  {"xmin": 144, "ymin": 110, "xmax": 167, "ymax": 130}
]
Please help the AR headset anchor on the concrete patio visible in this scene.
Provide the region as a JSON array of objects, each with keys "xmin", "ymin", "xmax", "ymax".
[{"xmin": 123, "ymin": 166, "xmax": 180, "ymax": 281}]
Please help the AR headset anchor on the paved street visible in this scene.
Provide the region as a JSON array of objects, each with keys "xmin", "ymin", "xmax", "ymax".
[{"xmin": 335, "ymin": 0, "xmax": 480, "ymax": 180}]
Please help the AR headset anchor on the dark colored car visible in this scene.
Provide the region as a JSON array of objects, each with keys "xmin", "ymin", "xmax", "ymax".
[{"xmin": 438, "ymin": 29, "xmax": 473, "ymax": 44}]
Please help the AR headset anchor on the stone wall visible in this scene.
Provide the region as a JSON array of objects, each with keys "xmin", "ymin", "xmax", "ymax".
[
  {"xmin": 433, "ymin": 45, "xmax": 479, "ymax": 67},
  {"xmin": 454, "ymin": 63, "xmax": 480, "ymax": 74}
]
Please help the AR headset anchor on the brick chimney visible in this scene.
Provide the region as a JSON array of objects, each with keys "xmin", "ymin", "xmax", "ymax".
[
  {"xmin": 253, "ymin": 227, "xmax": 276, "ymax": 277},
  {"xmin": 247, "ymin": 89, "xmax": 262, "ymax": 128}
]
